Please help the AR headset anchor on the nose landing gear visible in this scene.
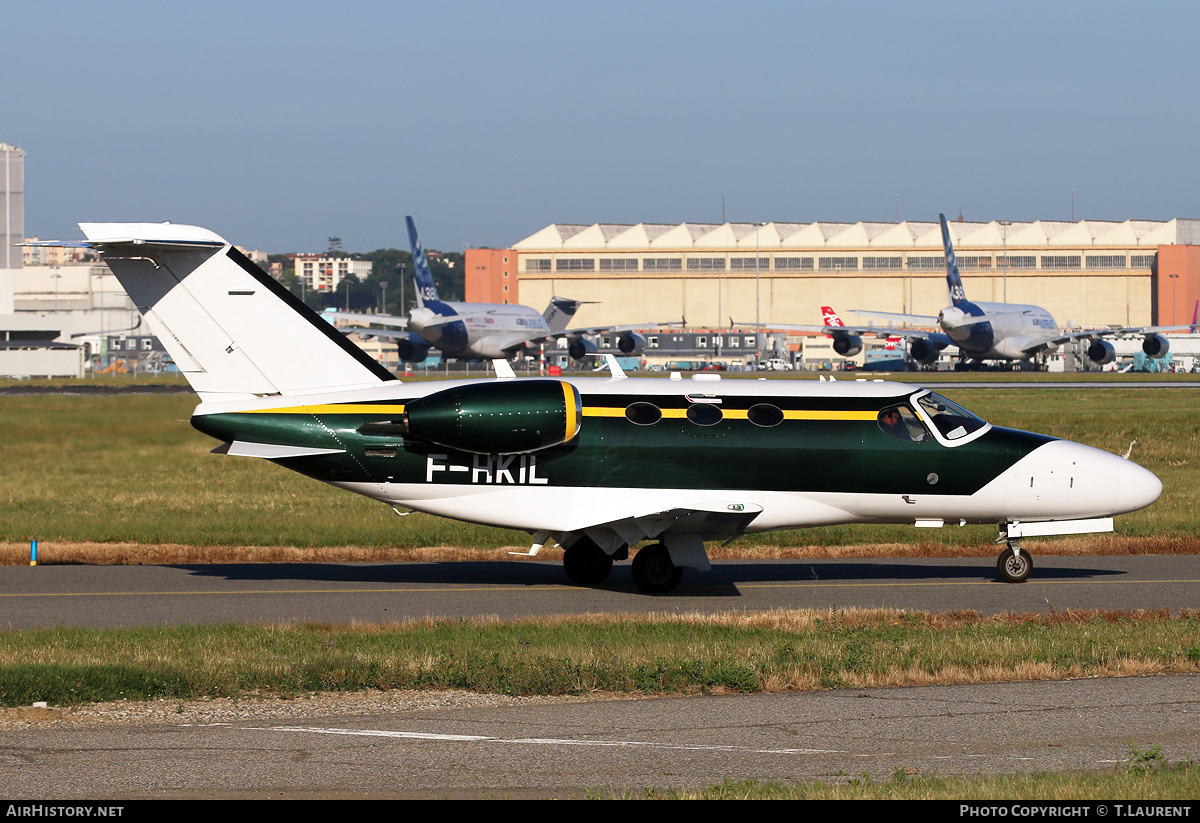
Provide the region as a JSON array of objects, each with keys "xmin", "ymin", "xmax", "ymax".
[{"xmin": 996, "ymin": 540, "xmax": 1033, "ymax": 583}]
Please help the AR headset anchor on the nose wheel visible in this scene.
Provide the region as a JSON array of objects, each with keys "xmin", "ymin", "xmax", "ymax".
[{"xmin": 996, "ymin": 540, "xmax": 1033, "ymax": 583}]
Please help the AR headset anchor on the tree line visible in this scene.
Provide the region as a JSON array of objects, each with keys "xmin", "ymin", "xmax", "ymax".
[{"xmin": 269, "ymin": 247, "xmax": 466, "ymax": 315}]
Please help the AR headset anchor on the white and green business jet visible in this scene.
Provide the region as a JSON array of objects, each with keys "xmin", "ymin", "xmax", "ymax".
[{"xmin": 38, "ymin": 222, "xmax": 1164, "ymax": 592}]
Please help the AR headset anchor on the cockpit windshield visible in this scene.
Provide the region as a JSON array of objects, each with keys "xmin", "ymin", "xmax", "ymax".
[{"xmin": 915, "ymin": 392, "xmax": 988, "ymax": 441}]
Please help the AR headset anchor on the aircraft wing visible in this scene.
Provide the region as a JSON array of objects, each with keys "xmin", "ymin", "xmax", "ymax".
[
  {"xmin": 334, "ymin": 326, "xmax": 413, "ymax": 342},
  {"xmin": 324, "ymin": 309, "xmax": 410, "ymax": 330},
  {"xmin": 733, "ymin": 320, "xmax": 954, "ymax": 346},
  {"xmin": 518, "ymin": 320, "xmax": 686, "ymax": 347},
  {"xmin": 1019, "ymin": 323, "xmax": 1200, "ymax": 356},
  {"xmin": 566, "ymin": 500, "xmax": 766, "ymax": 545},
  {"xmin": 847, "ymin": 309, "xmax": 942, "ymax": 325}
]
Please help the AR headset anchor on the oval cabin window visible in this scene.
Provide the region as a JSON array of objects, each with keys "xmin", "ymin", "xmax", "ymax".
[
  {"xmin": 686, "ymin": 404, "xmax": 723, "ymax": 427},
  {"xmin": 625, "ymin": 402, "xmax": 662, "ymax": 426},
  {"xmin": 747, "ymin": 404, "xmax": 784, "ymax": 427}
]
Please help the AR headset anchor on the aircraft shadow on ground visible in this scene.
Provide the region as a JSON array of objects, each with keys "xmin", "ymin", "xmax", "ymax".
[{"xmin": 170, "ymin": 559, "xmax": 1125, "ymax": 596}]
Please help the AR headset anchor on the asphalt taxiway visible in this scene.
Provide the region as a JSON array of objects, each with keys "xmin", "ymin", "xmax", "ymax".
[{"xmin": 3, "ymin": 555, "xmax": 1198, "ymax": 628}]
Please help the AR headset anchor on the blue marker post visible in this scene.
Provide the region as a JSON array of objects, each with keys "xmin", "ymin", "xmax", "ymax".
[{"xmin": 30, "ymin": 540, "xmax": 37, "ymax": 566}]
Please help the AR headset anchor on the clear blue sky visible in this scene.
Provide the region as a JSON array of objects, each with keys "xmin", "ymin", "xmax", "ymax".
[{"xmin": 6, "ymin": 0, "xmax": 1199, "ymax": 254}]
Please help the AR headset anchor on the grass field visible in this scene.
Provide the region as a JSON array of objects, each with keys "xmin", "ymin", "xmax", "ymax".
[
  {"xmin": 4, "ymin": 381, "xmax": 1197, "ymax": 798},
  {"xmin": 2, "ymin": 608, "xmax": 1196, "ymax": 706},
  {"xmin": 1, "ymin": 385, "xmax": 1197, "ymax": 559}
]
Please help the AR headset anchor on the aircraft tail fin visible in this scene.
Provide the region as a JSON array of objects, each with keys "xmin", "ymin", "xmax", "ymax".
[
  {"xmin": 543, "ymin": 297, "xmax": 584, "ymax": 332},
  {"xmin": 820, "ymin": 306, "xmax": 846, "ymax": 327},
  {"xmin": 938, "ymin": 213, "xmax": 968, "ymax": 306},
  {"xmin": 75, "ymin": 222, "xmax": 396, "ymax": 401},
  {"xmin": 406, "ymin": 216, "xmax": 439, "ymax": 308}
]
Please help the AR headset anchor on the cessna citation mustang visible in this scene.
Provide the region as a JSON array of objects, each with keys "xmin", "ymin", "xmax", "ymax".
[
  {"xmin": 35, "ymin": 222, "xmax": 1164, "ymax": 593},
  {"xmin": 326, "ymin": 216, "xmax": 665, "ymax": 364},
  {"xmin": 743, "ymin": 213, "xmax": 1192, "ymax": 369}
]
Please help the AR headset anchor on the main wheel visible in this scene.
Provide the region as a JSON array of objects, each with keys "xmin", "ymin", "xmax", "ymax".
[
  {"xmin": 996, "ymin": 544, "xmax": 1033, "ymax": 583},
  {"xmin": 563, "ymin": 538, "xmax": 614, "ymax": 585},
  {"xmin": 631, "ymin": 543, "xmax": 682, "ymax": 593}
]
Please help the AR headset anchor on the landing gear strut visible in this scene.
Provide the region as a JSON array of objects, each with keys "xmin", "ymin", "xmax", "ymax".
[{"xmin": 996, "ymin": 540, "xmax": 1033, "ymax": 583}]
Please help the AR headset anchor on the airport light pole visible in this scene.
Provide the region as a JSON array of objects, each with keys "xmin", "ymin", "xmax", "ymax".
[
  {"xmin": 998, "ymin": 221, "xmax": 1012, "ymax": 302},
  {"xmin": 755, "ymin": 222, "xmax": 765, "ymax": 367},
  {"xmin": 1169, "ymin": 274, "xmax": 1179, "ymax": 324}
]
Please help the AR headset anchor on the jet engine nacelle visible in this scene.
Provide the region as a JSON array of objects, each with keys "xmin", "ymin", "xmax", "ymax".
[
  {"xmin": 831, "ymin": 332, "xmax": 863, "ymax": 357},
  {"xmin": 568, "ymin": 336, "xmax": 598, "ymax": 361},
  {"xmin": 1142, "ymin": 333, "xmax": 1170, "ymax": 358},
  {"xmin": 907, "ymin": 337, "xmax": 944, "ymax": 366},
  {"xmin": 396, "ymin": 334, "xmax": 432, "ymax": 363},
  {"xmin": 617, "ymin": 331, "xmax": 646, "ymax": 355},
  {"xmin": 373, "ymin": 379, "xmax": 582, "ymax": 455},
  {"xmin": 1087, "ymin": 340, "xmax": 1116, "ymax": 365}
]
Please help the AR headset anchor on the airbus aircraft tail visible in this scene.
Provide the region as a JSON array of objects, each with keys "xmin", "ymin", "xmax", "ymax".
[
  {"xmin": 543, "ymin": 297, "xmax": 584, "ymax": 333},
  {"xmin": 939, "ymin": 213, "xmax": 968, "ymax": 306},
  {"xmin": 406, "ymin": 215, "xmax": 440, "ymax": 308},
  {"xmin": 76, "ymin": 222, "xmax": 396, "ymax": 400}
]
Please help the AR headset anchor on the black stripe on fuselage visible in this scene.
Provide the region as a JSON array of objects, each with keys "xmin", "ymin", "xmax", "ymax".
[{"xmin": 225, "ymin": 247, "xmax": 397, "ymax": 383}]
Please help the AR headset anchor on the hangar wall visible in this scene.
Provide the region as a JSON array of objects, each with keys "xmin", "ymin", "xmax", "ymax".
[{"xmin": 468, "ymin": 218, "xmax": 1199, "ymax": 333}]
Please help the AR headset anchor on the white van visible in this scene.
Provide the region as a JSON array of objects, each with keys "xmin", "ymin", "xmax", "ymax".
[{"xmin": 758, "ymin": 358, "xmax": 793, "ymax": 371}]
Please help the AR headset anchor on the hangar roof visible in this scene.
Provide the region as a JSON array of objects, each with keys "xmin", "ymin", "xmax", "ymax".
[{"xmin": 514, "ymin": 218, "xmax": 1200, "ymax": 251}]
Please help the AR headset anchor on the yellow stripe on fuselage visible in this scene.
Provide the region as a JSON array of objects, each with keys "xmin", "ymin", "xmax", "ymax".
[
  {"xmin": 581, "ymin": 407, "xmax": 877, "ymax": 421},
  {"xmin": 233, "ymin": 403, "xmax": 874, "ymax": 423}
]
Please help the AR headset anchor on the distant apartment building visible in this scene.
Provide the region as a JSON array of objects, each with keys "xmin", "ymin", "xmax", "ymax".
[
  {"xmin": 293, "ymin": 254, "xmax": 372, "ymax": 292},
  {"xmin": 23, "ymin": 237, "xmax": 93, "ymax": 266},
  {"xmin": 1, "ymin": 143, "xmax": 24, "ymax": 314}
]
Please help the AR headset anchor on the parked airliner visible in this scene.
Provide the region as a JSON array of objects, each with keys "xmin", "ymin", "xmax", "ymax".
[
  {"xmin": 743, "ymin": 214, "xmax": 1193, "ymax": 369},
  {"xmin": 327, "ymin": 216, "xmax": 672, "ymax": 364}
]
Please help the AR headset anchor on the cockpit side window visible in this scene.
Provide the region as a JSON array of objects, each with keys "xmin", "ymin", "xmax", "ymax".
[
  {"xmin": 916, "ymin": 392, "xmax": 988, "ymax": 441},
  {"xmin": 877, "ymin": 404, "xmax": 930, "ymax": 442}
]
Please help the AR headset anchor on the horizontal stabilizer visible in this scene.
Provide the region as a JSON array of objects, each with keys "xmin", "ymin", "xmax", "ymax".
[
  {"xmin": 213, "ymin": 441, "xmax": 346, "ymax": 459},
  {"xmin": 72, "ymin": 222, "xmax": 397, "ymax": 400}
]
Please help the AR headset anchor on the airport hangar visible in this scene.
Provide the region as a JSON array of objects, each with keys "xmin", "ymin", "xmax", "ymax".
[{"xmin": 465, "ymin": 218, "xmax": 1200, "ymax": 366}]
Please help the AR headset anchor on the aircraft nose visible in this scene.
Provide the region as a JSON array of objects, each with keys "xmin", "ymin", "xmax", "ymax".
[{"xmin": 1117, "ymin": 457, "xmax": 1163, "ymax": 514}]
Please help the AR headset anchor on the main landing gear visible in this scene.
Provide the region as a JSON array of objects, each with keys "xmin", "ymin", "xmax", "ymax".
[
  {"xmin": 562, "ymin": 537, "xmax": 618, "ymax": 585},
  {"xmin": 561, "ymin": 539, "xmax": 683, "ymax": 593},
  {"xmin": 631, "ymin": 543, "xmax": 682, "ymax": 594},
  {"xmin": 996, "ymin": 539, "xmax": 1033, "ymax": 583}
]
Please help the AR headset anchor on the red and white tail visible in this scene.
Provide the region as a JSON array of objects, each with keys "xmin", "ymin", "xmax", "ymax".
[
  {"xmin": 885, "ymin": 336, "xmax": 900, "ymax": 351},
  {"xmin": 821, "ymin": 306, "xmax": 845, "ymax": 327}
]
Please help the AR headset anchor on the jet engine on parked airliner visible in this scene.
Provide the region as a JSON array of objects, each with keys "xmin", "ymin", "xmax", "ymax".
[
  {"xmin": 831, "ymin": 332, "xmax": 863, "ymax": 357},
  {"xmin": 617, "ymin": 331, "xmax": 646, "ymax": 355},
  {"xmin": 1142, "ymin": 333, "xmax": 1170, "ymax": 358},
  {"xmin": 1087, "ymin": 340, "xmax": 1116, "ymax": 365},
  {"xmin": 568, "ymin": 336, "xmax": 598, "ymax": 361}
]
